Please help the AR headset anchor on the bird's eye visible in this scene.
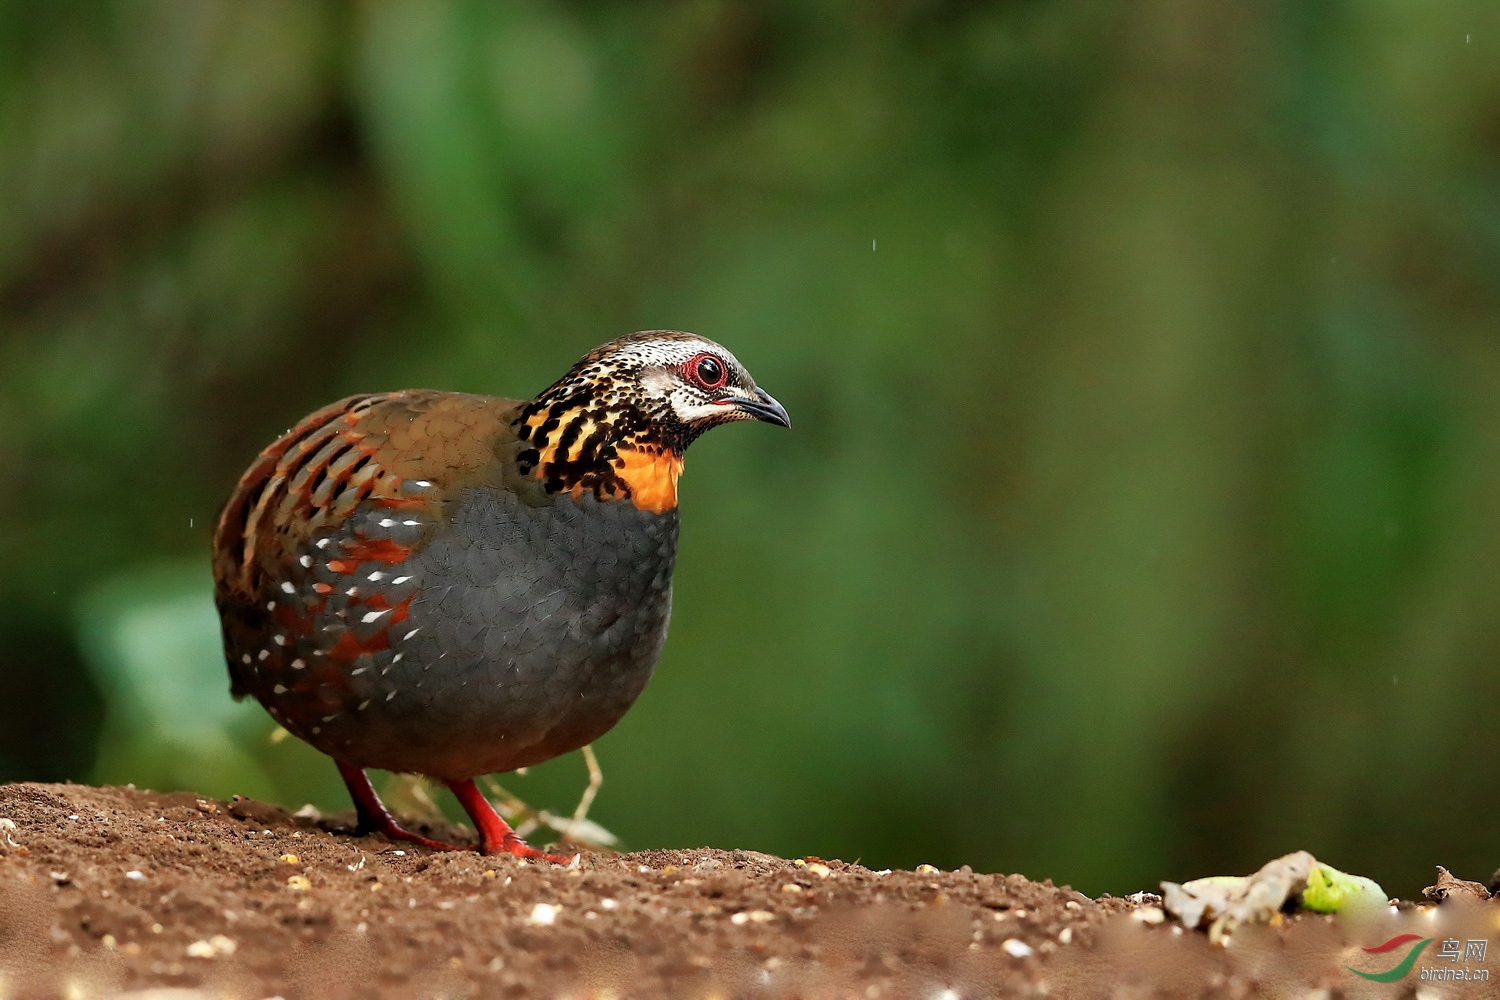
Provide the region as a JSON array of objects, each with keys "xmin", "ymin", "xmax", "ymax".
[{"xmin": 688, "ymin": 354, "xmax": 726, "ymax": 389}]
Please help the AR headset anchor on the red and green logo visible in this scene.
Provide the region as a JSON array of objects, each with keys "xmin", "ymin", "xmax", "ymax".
[{"xmin": 1347, "ymin": 934, "xmax": 1433, "ymax": 983}]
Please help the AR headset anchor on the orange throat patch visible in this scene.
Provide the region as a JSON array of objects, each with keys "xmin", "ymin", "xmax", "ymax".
[
  {"xmin": 612, "ymin": 447, "xmax": 684, "ymax": 514},
  {"xmin": 515, "ymin": 398, "xmax": 686, "ymax": 514}
]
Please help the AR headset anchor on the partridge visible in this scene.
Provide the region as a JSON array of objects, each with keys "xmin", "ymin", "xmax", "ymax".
[{"xmin": 211, "ymin": 331, "xmax": 788, "ymax": 860}]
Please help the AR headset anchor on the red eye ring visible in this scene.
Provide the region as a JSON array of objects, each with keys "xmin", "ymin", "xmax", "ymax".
[{"xmin": 685, "ymin": 353, "xmax": 728, "ymax": 390}]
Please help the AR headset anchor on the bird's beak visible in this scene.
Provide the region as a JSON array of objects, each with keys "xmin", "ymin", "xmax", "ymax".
[{"xmin": 735, "ymin": 387, "xmax": 791, "ymax": 428}]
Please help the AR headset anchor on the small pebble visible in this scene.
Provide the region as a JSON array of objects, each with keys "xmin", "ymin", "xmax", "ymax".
[
  {"xmin": 1133, "ymin": 906, "xmax": 1165, "ymax": 925},
  {"xmin": 915, "ymin": 864, "xmax": 940, "ymax": 875},
  {"xmin": 286, "ymin": 875, "xmax": 311, "ymax": 891},
  {"xmin": 527, "ymin": 903, "xmax": 560, "ymax": 925},
  {"xmin": 125, "ymin": 870, "xmax": 146, "ymax": 881},
  {"xmin": 279, "ymin": 854, "xmax": 299, "ymax": 865},
  {"xmin": 185, "ymin": 934, "xmax": 236, "ymax": 958},
  {"xmin": 1002, "ymin": 938, "xmax": 1033, "ymax": 958}
]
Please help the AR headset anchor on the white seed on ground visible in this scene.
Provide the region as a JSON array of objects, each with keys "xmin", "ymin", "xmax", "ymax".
[
  {"xmin": 1002, "ymin": 938, "xmax": 1033, "ymax": 958},
  {"xmin": 1133, "ymin": 906, "xmax": 1165, "ymax": 925},
  {"xmin": 281, "ymin": 582, "xmax": 295, "ymax": 594},
  {"xmin": 527, "ymin": 903, "xmax": 559, "ymax": 925}
]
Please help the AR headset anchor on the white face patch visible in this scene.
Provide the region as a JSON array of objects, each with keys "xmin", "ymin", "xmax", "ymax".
[
  {"xmin": 666, "ymin": 383, "xmax": 759, "ymax": 425},
  {"xmin": 615, "ymin": 336, "xmax": 757, "ymax": 426}
]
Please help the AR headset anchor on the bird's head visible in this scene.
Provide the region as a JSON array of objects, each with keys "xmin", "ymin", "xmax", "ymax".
[{"xmin": 515, "ymin": 331, "xmax": 789, "ymax": 512}]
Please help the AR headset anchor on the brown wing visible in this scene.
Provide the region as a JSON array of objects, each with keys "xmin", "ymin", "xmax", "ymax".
[{"xmin": 211, "ymin": 390, "xmax": 522, "ymax": 698}]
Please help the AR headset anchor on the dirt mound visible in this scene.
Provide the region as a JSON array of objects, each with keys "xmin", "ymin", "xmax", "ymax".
[{"xmin": 0, "ymin": 783, "xmax": 1481, "ymax": 998}]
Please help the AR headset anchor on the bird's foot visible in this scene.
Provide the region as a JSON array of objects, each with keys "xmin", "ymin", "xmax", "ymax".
[
  {"xmin": 359, "ymin": 817, "xmax": 462, "ymax": 853},
  {"xmin": 337, "ymin": 760, "xmax": 460, "ymax": 852},
  {"xmin": 447, "ymin": 776, "xmax": 577, "ymax": 865},
  {"xmin": 485, "ymin": 832, "xmax": 577, "ymax": 866}
]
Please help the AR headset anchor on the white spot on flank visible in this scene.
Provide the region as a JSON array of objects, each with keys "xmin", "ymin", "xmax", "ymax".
[
  {"xmin": 311, "ymin": 726, "xmax": 320, "ymax": 734},
  {"xmin": 241, "ymin": 654, "xmax": 251, "ymax": 665},
  {"xmin": 299, "ymin": 555, "xmax": 312, "ymax": 568},
  {"xmin": 316, "ymin": 538, "xmax": 330, "ymax": 549},
  {"xmin": 404, "ymin": 629, "xmax": 420, "ymax": 640},
  {"xmin": 291, "ymin": 659, "xmax": 305, "ymax": 670},
  {"xmin": 361, "ymin": 610, "xmax": 389, "ymax": 624},
  {"xmin": 414, "ymin": 480, "xmax": 432, "ymax": 488},
  {"xmin": 392, "ymin": 576, "xmax": 410, "ymax": 585},
  {"xmin": 273, "ymin": 634, "xmax": 286, "ymax": 646},
  {"xmin": 378, "ymin": 518, "xmax": 396, "ymax": 528},
  {"xmin": 273, "ymin": 685, "xmax": 287, "ymax": 694},
  {"xmin": 257, "ymin": 650, "xmax": 270, "ymax": 662},
  {"xmin": 266, "ymin": 600, "xmax": 276, "ymax": 610},
  {"xmin": 368, "ymin": 571, "xmax": 385, "ymax": 581},
  {"xmin": 351, "ymin": 666, "xmax": 368, "ymax": 676},
  {"xmin": 346, "ymin": 587, "xmax": 359, "ymax": 597},
  {"xmin": 402, "ymin": 520, "xmax": 420, "ymax": 527},
  {"xmin": 358, "ymin": 700, "xmax": 370, "ymax": 711},
  {"xmin": 321, "ymin": 714, "xmax": 338, "ymax": 722},
  {"xmin": 391, "ymin": 653, "xmax": 403, "ymax": 663},
  {"xmin": 386, "ymin": 690, "xmax": 396, "ymax": 701},
  {"xmin": 281, "ymin": 581, "xmax": 295, "ymax": 594}
]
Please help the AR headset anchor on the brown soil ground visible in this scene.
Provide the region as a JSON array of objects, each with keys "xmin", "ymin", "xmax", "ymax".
[{"xmin": 0, "ymin": 783, "xmax": 1491, "ymax": 999}]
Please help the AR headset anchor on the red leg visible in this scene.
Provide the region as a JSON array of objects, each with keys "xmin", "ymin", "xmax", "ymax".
[
  {"xmin": 336, "ymin": 761, "xmax": 460, "ymax": 852},
  {"xmin": 446, "ymin": 778, "xmax": 575, "ymax": 864}
]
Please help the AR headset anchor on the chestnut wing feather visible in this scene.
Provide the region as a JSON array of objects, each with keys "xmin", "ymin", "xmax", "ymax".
[{"xmin": 211, "ymin": 390, "xmax": 522, "ymax": 698}]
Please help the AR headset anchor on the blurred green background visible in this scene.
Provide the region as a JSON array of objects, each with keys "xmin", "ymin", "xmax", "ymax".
[{"xmin": 3, "ymin": 0, "xmax": 1500, "ymax": 899}]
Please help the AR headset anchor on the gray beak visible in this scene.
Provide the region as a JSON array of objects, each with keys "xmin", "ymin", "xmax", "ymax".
[{"xmin": 735, "ymin": 387, "xmax": 791, "ymax": 428}]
